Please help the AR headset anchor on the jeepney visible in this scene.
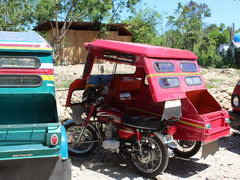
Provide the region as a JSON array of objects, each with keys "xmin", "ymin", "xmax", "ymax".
[{"xmin": 0, "ymin": 31, "xmax": 71, "ymax": 180}]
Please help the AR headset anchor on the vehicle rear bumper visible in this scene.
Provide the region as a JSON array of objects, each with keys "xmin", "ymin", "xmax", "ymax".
[
  {"xmin": 173, "ymin": 111, "xmax": 230, "ymax": 142},
  {"xmin": 0, "ymin": 157, "xmax": 71, "ymax": 180},
  {"xmin": 229, "ymin": 111, "xmax": 240, "ymax": 130}
]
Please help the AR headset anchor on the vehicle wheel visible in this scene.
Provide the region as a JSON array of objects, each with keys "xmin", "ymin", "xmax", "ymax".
[
  {"xmin": 131, "ymin": 135, "xmax": 169, "ymax": 178},
  {"xmin": 173, "ymin": 140, "xmax": 201, "ymax": 158},
  {"xmin": 65, "ymin": 122, "xmax": 98, "ymax": 156}
]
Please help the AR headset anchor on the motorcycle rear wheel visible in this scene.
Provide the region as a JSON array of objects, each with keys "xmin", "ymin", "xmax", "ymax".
[
  {"xmin": 131, "ymin": 135, "xmax": 169, "ymax": 178},
  {"xmin": 65, "ymin": 122, "xmax": 98, "ymax": 156}
]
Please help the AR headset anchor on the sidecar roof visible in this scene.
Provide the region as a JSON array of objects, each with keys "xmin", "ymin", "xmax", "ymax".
[
  {"xmin": 84, "ymin": 40, "xmax": 205, "ymax": 102},
  {"xmin": 84, "ymin": 40, "xmax": 197, "ymax": 61}
]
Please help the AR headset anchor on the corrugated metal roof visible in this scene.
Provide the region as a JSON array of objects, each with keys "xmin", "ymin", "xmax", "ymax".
[{"xmin": 34, "ymin": 21, "xmax": 132, "ymax": 36}]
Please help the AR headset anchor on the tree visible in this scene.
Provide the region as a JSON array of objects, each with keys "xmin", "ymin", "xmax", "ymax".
[
  {"xmin": 123, "ymin": 8, "xmax": 164, "ymax": 45},
  {"xmin": 0, "ymin": 0, "xmax": 34, "ymax": 31},
  {"xmin": 34, "ymin": 0, "xmax": 141, "ymax": 63},
  {"xmin": 166, "ymin": 1, "xmax": 211, "ymax": 51}
]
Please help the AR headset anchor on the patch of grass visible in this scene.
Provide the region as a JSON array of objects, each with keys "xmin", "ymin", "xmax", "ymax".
[
  {"xmin": 56, "ymin": 80, "xmax": 72, "ymax": 89},
  {"xmin": 206, "ymin": 78, "xmax": 222, "ymax": 89}
]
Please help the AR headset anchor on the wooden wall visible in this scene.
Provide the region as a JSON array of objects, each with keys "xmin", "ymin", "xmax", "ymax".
[{"xmin": 47, "ymin": 29, "xmax": 132, "ymax": 64}]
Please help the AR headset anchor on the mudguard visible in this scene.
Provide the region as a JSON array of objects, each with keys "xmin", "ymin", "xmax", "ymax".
[
  {"xmin": 0, "ymin": 158, "xmax": 71, "ymax": 180},
  {"xmin": 60, "ymin": 125, "xmax": 69, "ymax": 160}
]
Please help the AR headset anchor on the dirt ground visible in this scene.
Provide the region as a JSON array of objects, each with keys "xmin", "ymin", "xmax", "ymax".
[{"xmin": 54, "ymin": 65, "xmax": 240, "ymax": 180}]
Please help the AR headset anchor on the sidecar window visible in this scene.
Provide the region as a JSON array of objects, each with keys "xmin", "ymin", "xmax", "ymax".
[
  {"xmin": 180, "ymin": 62, "xmax": 197, "ymax": 72},
  {"xmin": 159, "ymin": 77, "xmax": 179, "ymax": 88},
  {"xmin": 185, "ymin": 76, "xmax": 202, "ymax": 86},
  {"xmin": 154, "ymin": 62, "xmax": 175, "ymax": 72},
  {"xmin": 91, "ymin": 59, "xmax": 136, "ymax": 75}
]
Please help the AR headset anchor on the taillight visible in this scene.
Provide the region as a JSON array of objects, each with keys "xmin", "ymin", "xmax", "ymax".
[
  {"xmin": 50, "ymin": 134, "xmax": 59, "ymax": 146},
  {"xmin": 166, "ymin": 126, "xmax": 177, "ymax": 135}
]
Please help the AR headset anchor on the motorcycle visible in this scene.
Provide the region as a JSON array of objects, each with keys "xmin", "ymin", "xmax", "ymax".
[{"xmin": 64, "ymin": 85, "xmax": 176, "ymax": 177}]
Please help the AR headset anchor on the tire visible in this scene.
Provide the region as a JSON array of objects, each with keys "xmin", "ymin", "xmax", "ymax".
[
  {"xmin": 173, "ymin": 140, "xmax": 201, "ymax": 158},
  {"xmin": 131, "ymin": 135, "xmax": 169, "ymax": 178},
  {"xmin": 65, "ymin": 122, "xmax": 98, "ymax": 156}
]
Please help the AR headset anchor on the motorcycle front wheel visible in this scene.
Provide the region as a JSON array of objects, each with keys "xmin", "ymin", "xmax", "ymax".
[
  {"xmin": 65, "ymin": 122, "xmax": 98, "ymax": 156},
  {"xmin": 173, "ymin": 140, "xmax": 201, "ymax": 158},
  {"xmin": 131, "ymin": 135, "xmax": 169, "ymax": 178}
]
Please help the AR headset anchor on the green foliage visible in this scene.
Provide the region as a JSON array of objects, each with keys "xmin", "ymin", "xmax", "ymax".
[
  {"xmin": 34, "ymin": 0, "xmax": 140, "ymax": 25},
  {"xmin": 123, "ymin": 8, "xmax": 164, "ymax": 45},
  {"xmin": 166, "ymin": 1, "xmax": 211, "ymax": 51},
  {"xmin": 0, "ymin": 0, "xmax": 234, "ymax": 68},
  {"xmin": 165, "ymin": 1, "xmax": 230, "ymax": 68},
  {"xmin": 32, "ymin": 0, "xmax": 141, "ymax": 63},
  {"xmin": 0, "ymin": 0, "xmax": 35, "ymax": 31}
]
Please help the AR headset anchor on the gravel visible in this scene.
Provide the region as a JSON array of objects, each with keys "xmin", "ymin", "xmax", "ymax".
[{"xmin": 54, "ymin": 65, "xmax": 240, "ymax": 180}]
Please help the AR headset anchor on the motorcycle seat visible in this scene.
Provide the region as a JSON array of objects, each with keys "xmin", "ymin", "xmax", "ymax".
[{"xmin": 121, "ymin": 116, "xmax": 161, "ymax": 130}]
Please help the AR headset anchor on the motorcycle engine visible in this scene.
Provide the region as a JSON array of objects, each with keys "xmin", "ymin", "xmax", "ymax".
[
  {"xmin": 102, "ymin": 140, "xmax": 120, "ymax": 153},
  {"xmin": 102, "ymin": 122, "xmax": 120, "ymax": 153}
]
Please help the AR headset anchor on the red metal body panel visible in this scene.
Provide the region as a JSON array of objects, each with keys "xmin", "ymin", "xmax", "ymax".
[
  {"xmin": 232, "ymin": 84, "xmax": 240, "ymax": 112},
  {"xmin": 143, "ymin": 58, "xmax": 206, "ymax": 102},
  {"xmin": 230, "ymin": 82, "xmax": 240, "ymax": 129},
  {"xmin": 66, "ymin": 40, "xmax": 230, "ymax": 142}
]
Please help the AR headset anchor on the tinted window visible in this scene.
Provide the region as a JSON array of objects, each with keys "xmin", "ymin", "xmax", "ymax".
[
  {"xmin": 180, "ymin": 63, "xmax": 197, "ymax": 72},
  {"xmin": 103, "ymin": 51, "xmax": 135, "ymax": 63},
  {"xmin": 185, "ymin": 76, "xmax": 202, "ymax": 86},
  {"xmin": 159, "ymin": 77, "xmax": 180, "ymax": 88},
  {"xmin": 155, "ymin": 62, "xmax": 175, "ymax": 72},
  {"xmin": 0, "ymin": 75, "xmax": 42, "ymax": 87},
  {"xmin": 0, "ymin": 57, "xmax": 40, "ymax": 69}
]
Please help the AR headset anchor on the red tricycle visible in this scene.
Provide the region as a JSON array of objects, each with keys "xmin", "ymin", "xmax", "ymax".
[
  {"xmin": 64, "ymin": 40, "xmax": 230, "ymax": 177},
  {"xmin": 230, "ymin": 80, "xmax": 240, "ymax": 130}
]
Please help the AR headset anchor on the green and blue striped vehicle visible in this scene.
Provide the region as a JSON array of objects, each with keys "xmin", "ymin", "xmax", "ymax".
[{"xmin": 0, "ymin": 31, "xmax": 71, "ymax": 180}]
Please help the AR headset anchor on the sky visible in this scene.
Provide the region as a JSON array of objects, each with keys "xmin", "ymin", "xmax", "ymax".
[{"xmin": 139, "ymin": 0, "xmax": 240, "ymax": 30}]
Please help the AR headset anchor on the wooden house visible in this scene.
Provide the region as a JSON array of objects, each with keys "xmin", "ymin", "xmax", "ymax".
[{"xmin": 34, "ymin": 21, "xmax": 132, "ymax": 64}]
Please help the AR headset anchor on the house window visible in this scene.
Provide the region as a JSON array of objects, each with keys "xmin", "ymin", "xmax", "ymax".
[{"xmin": 0, "ymin": 57, "xmax": 40, "ymax": 69}]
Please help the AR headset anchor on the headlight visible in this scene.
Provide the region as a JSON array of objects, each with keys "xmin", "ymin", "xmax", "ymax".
[{"xmin": 233, "ymin": 96, "xmax": 239, "ymax": 107}]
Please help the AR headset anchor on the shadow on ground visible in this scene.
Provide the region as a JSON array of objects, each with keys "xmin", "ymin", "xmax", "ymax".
[
  {"xmin": 219, "ymin": 133, "xmax": 240, "ymax": 155},
  {"xmin": 166, "ymin": 157, "xmax": 209, "ymax": 178},
  {"xmin": 71, "ymin": 148, "xmax": 209, "ymax": 179}
]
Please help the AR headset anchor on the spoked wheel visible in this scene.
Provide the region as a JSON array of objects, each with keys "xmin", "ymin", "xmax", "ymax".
[
  {"xmin": 131, "ymin": 136, "xmax": 169, "ymax": 178},
  {"xmin": 65, "ymin": 122, "xmax": 98, "ymax": 156},
  {"xmin": 173, "ymin": 140, "xmax": 201, "ymax": 158}
]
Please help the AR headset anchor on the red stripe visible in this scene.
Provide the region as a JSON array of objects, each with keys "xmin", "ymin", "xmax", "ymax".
[
  {"xmin": 0, "ymin": 44, "xmax": 41, "ymax": 48},
  {"xmin": 0, "ymin": 69, "xmax": 53, "ymax": 75}
]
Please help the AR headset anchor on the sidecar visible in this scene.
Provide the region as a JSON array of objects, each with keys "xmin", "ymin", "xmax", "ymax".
[
  {"xmin": 66, "ymin": 40, "xmax": 230, "ymax": 158},
  {"xmin": 0, "ymin": 31, "xmax": 71, "ymax": 180}
]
